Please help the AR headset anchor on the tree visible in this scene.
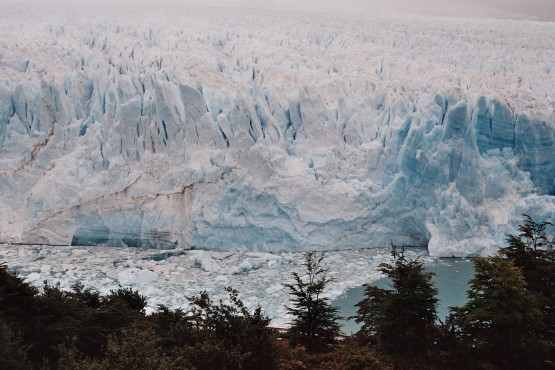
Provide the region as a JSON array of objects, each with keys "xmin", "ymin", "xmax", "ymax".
[
  {"xmin": 285, "ymin": 251, "xmax": 341, "ymax": 352},
  {"xmin": 515, "ymin": 213, "xmax": 553, "ymax": 251},
  {"xmin": 185, "ymin": 287, "xmax": 278, "ymax": 370},
  {"xmin": 0, "ymin": 320, "xmax": 31, "ymax": 370},
  {"xmin": 57, "ymin": 324, "xmax": 172, "ymax": 370},
  {"xmin": 354, "ymin": 245, "xmax": 439, "ymax": 357},
  {"xmin": 448, "ymin": 256, "xmax": 547, "ymax": 369},
  {"xmin": 500, "ymin": 214, "xmax": 555, "ymax": 290},
  {"xmin": 0, "ymin": 261, "xmax": 151, "ymax": 368},
  {"xmin": 152, "ymin": 287, "xmax": 278, "ymax": 370},
  {"xmin": 499, "ymin": 214, "xmax": 555, "ymax": 363}
]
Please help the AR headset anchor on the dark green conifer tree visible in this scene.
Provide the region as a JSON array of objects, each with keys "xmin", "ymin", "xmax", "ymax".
[
  {"xmin": 354, "ymin": 244, "xmax": 439, "ymax": 357},
  {"xmin": 285, "ymin": 251, "xmax": 341, "ymax": 352},
  {"xmin": 449, "ymin": 256, "xmax": 547, "ymax": 369},
  {"xmin": 499, "ymin": 214, "xmax": 555, "ymax": 363}
]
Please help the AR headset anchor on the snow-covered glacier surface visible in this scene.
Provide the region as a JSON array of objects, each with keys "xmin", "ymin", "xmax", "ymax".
[{"xmin": 1, "ymin": 0, "xmax": 555, "ymax": 256}]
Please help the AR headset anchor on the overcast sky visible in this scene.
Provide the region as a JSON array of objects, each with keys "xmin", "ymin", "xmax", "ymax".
[
  {"xmin": 358, "ymin": 0, "xmax": 555, "ymax": 21},
  {"xmin": 3, "ymin": 0, "xmax": 555, "ymax": 22},
  {"xmin": 159, "ymin": 0, "xmax": 555, "ymax": 21}
]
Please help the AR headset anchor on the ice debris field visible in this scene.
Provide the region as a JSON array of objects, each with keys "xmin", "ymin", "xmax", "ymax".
[
  {"xmin": 0, "ymin": 245, "xmax": 431, "ymax": 327},
  {"xmin": 0, "ymin": 0, "xmax": 554, "ymax": 319}
]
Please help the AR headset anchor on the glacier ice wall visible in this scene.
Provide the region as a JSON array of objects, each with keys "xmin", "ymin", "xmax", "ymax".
[{"xmin": 0, "ymin": 3, "xmax": 554, "ymax": 256}]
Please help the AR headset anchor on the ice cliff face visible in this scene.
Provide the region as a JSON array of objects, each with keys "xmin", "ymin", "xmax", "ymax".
[{"xmin": 1, "ymin": 1, "xmax": 554, "ymax": 256}]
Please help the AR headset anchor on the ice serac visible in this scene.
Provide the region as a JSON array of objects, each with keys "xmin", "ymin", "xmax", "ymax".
[{"xmin": 0, "ymin": 4, "xmax": 554, "ymax": 256}]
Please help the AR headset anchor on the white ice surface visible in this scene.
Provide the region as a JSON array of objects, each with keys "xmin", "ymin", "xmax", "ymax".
[
  {"xmin": 0, "ymin": 1, "xmax": 554, "ymax": 256},
  {"xmin": 0, "ymin": 244, "xmax": 429, "ymax": 327}
]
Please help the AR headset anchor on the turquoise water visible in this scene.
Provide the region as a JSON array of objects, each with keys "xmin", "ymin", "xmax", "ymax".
[{"xmin": 333, "ymin": 258, "xmax": 474, "ymax": 335}]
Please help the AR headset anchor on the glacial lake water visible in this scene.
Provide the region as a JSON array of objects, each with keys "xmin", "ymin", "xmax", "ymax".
[{"xmin": 333, "ymin": 258, "xmax": 475, "ymax": 335}]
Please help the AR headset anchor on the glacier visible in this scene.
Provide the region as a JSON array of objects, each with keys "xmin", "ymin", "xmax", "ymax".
[{"xmin": 1, "ymin": 0, "xmax": 555, "ymax": 256}]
